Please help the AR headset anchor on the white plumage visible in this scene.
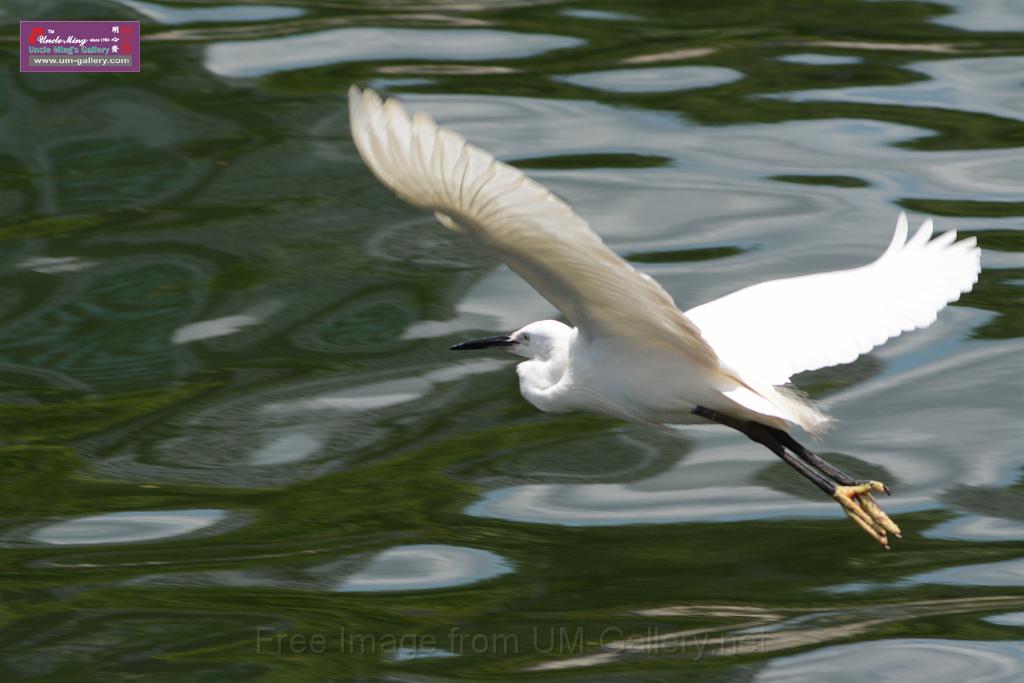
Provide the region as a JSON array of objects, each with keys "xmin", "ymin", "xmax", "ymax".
[
  {"xmin": 348, "ymin": 87, "xmax": 718, "ymax": 368},
  {"xmin": 686, "ymin": 213, "xmax": 981, "ymax": 387},
  {"xmin": 348, "ymin": 85, "xmax": 982, "ymax": 547},
  {"xmin": 348, "ymin": 85, "xmax": 980, "ymax": 430}
]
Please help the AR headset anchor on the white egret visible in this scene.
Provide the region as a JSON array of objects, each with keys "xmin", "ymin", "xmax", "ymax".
[{"xmin": 348, "ymin": 86, "xmax": 982, "ymax": 548}]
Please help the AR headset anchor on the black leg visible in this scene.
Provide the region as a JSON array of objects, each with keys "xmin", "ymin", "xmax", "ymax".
[
  {"xmin": 765, "ymin": 427, "xmax": 861, "ymax": 488},
  {"xmin": 693, "ymin": 406, "xmax": 836, "ymax": 496},
  {"xmin": 693, "ymin": 406, "xmax": 901, "ymax": 547}
]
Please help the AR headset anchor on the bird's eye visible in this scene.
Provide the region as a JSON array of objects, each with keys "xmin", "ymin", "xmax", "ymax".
[{"xmin": 521, "ymin": 333, "xmax": 530, "ymax": 343}]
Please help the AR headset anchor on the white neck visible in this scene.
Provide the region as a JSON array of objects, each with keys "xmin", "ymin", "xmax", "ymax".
[{"xmin": 515, "ymin": 327, "xmax": 574, "ymax": 412}]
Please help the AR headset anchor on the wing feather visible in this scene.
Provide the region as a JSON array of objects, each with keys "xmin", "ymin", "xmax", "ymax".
[
  {"xmin": 685, "ymin": 213, "xmax": 982, "ymax": 386},
  {"xmin": 348, "ymin": 86, "xmax": 718, "ymax": 366}
]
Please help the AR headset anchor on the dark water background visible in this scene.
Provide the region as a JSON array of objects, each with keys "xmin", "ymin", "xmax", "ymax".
[{"xmin": 1, "ymin": 0, "xmax": 1023, "ymax": 680}]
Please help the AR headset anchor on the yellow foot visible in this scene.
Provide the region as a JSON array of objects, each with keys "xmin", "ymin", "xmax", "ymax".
[{"xmin": 833, "ymin": 481, "xmax": 902, "ymax": 549}]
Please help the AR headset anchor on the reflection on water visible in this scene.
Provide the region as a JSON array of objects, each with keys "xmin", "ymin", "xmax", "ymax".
[
  {"xmin": 985, "ymin": 612, "xmax": 1024, "ymax": 626},
  {"xmin": 171, "ymin": 312, "xmax": 262, "ymax": 344},
  {"xmin": 758, "ymin": 639, "xmax": 1024, "ymax": 683},
  {"xmin": 925, "ymin": 515, "xmax": 1024, "ymax": 542},
  {"xmin": 402, "ymin": 266, "xmax": 558, "ymax": 339},
  {"xmin": 334, "ymin": 544, "xmax": 513, "ymax": 592},
  {"xmin": 117, "ymin": 0, "xmax": 305, "ymax": 25},
  {"xmin": 777, "ymin": 53, "xmax": 863, "ymax": 66},
  {"xmin": 261, "ymin": 359, "xmax": 506, "ymax": 415},
  {"xmin": 772, "ymin": 56, "xmax": 1024, "ymax": 123},
  {"xmin": 31, "ymin": 509, "xmax": 228, "ymax": 545},
  {"xmin": 559, "ymin": 8, "xmax": 640, "ymax": 22},
  {"xmin": 2, "ymin": 0, "xmax": 1023, "ymax": 679},
  {"xmin": 907, "ymin": 556, "xmax": 1024, "ymax": 588},
  {"xmin": 926, "ymin": 0, "xmax": 1024, "ymax": 32},
  {"xmin": 556, "ymin": 65, "xmax": 743, "ymax": 93},
  {"xmin": 16, "ymin": 255, "xmax": 96, "ymax": 274},
  {"xmin": 526, "ymin": 597, "xmax": 1024, "ymax": 671},
  {"xmin": 249, "ymin": 430, "xmax": 323, "ymax": 465},
  {"xmin": 205, "ymin": 27, "xmax": 583, "ymax": 77}
]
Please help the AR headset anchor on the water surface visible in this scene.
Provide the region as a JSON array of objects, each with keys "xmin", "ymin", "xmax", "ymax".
[{"xmin": 1, "ymin": 0, "xmax": 1022, "ymax": 680}]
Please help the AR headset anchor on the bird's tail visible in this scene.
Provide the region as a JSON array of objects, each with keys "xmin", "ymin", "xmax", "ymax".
[{"xmin": 718, "ymin": 369, "xmax": 833, "ymax": 435}]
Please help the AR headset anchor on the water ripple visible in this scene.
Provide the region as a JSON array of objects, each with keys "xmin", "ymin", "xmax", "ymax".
[
  {"xmin": 758, "ymin": 639, "xmax": 1024, "ymax": 683},
  {"xmin": 31, "ymin": 509, "xmax": 228, "ymax": 546},
  {"xmin": 777, "ymin": 53, "xmax": 862, "ymax": 66},
  {"xmin": 772, "ymin": 56, "xmax": 1024, "ymax": 123},
  {"xmin": 334, "ymin": 544, "xmax": 513, "ymax": 592},
  {"xmin": 117, "ymin": 0, "xmax": 305, "ymax": 25},
  {"xmin": 205, "ymin": 27, "xmax": 583, "ymax": 77},
  {"xmin": 556, "ymin": 66, "xmax": 743, "ymax": 93}
]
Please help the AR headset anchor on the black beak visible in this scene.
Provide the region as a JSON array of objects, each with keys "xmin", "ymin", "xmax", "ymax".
[{"xmin": 449, "ymin": 334, "xmax": 517, "ymax": 351}]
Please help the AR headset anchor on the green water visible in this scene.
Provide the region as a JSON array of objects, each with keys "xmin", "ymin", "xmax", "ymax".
[{"xmin": 2, "ymin": 0, "xmax": 1023, "ymax": 680}]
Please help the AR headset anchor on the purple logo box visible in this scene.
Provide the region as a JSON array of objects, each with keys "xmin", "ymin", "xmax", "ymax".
[{"xmin": 20, "ymin": 20, "xmax": 140, "ymax": 73}]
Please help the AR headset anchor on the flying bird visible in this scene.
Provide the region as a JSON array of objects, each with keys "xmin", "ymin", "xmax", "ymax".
[{"xmin": 348, "ymin": 86, "xmax": 981, "ymax": 548}]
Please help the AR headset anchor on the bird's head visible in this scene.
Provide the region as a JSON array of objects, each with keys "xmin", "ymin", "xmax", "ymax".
[{"xmin": 450, "ymin": 319, "xmax": 571, "ymax": 360}]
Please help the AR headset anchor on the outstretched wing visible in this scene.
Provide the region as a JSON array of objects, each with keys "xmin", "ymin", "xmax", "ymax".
[
  {"xmin": 685, "ymin": 213, "xmax": 981, "ymax": 386},
  {"xmin": 348, "ymin": 86, "xmax": 718, "ymax": 366}
]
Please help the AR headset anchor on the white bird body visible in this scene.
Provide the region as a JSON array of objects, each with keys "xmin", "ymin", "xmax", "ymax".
[
  {"xmin": 348, "ymin": 86, "xmax": 982, "ymax": 548},
  {"xmin": 511, "ymin": 321, "xmax": 752, "ymax": 427}
]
